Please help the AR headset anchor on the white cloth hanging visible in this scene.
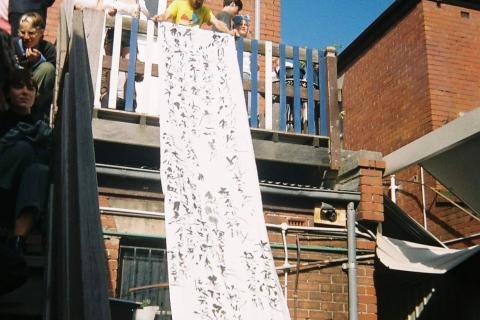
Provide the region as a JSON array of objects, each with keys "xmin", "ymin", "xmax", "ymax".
[{"xmin": 157, "ymin": 22, "xmax": 291, "ymax": 320}]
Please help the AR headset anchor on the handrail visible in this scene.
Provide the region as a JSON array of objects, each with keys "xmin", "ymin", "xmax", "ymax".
[
  {"xmin": 104, "ymin": 15, "xmax": 324, "ymax": 62},
  {"xmin": 97, "ymin": 15, "xmax": 338, "ymax": 136},
  {"xmin": 90, "ymin": 12, "xmax": 340, "ymax": 167},
  {"xmin": 47, "ymin": 8, "xmax": 112, "ymax": 320}
]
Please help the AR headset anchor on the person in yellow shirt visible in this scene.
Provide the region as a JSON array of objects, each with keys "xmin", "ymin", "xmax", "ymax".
[{"xmin": 153, "ymin": 0, "xmax": 235, "ymax": 35}]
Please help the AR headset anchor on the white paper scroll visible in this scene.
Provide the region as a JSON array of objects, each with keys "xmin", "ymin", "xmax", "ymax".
[{"xmin": 157, "ymin": 23, "xmax": 291, "ymax": 320}]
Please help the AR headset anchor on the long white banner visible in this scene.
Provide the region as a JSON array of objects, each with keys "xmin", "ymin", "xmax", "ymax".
[{"xmin": 157, "ymin": 23, "xmax": 291, "ymax": 320}]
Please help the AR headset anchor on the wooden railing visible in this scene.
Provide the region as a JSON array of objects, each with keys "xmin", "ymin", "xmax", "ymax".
[
  {"xmin": 46, "ymin": 8, "xmax": 112, "ymax": 320},
  {"xmin": 93, "ymin": 16, "xmax": 339, "ymax": 140},
  {"xmin": 76, "ymin": 9, "xmax": 341, "ymax": 169}
]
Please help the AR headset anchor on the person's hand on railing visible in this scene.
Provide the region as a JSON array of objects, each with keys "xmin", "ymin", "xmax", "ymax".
[
  {"xmin": 152, "ymin": 14, "xmax": 167, "ymax": 23},
  {"xmin": 107, "ymin": 7, "xmax": 117, "ymax": 16},
  {"xmin": 132, "ymin": 4, "xmax": 141, "ymax": 19}
]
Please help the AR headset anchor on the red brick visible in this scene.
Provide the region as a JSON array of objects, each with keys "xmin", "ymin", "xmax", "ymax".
[
  {"xmin": 309, "ymin": 311, "xmax": 333, "ymax": 320},
  {"xmin": 341, "ymin": 0, "xmax": 480, "ymax": 244}
]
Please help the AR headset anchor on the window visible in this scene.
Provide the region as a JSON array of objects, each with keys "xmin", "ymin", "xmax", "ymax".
[{"xmin": 118, "ymin": 242, "xmax": 171, "ymax": 319}]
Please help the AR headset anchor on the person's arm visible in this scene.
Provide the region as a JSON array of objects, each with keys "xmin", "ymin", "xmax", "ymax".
[
  {"xmin": 73, "ymin": 0, "xmax": 105, "ymax": 11},
  {"xmin": 152, "ymin": 10, "xmax": 173, "ymax": 22},
  {"xmin": 138, "ymin": 0, "xmax": 150, "ymax": 18},
  {"xmin": 209, "ymin": 14, "xmax": 236, "ymax": 35},
  {"xmin": 152, "ymin": 1, "xmax": 176, "ymax": 22}
]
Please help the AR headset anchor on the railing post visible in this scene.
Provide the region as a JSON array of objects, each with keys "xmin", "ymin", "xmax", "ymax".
[
  {"xmin": 250, "ymin": 39, "xmax": 259, "ymax": 128},
  {"xmin": 264, "ymin": 41, "xmax": 273, "ymax": 130},
  {"xmin": 108, "ymin": 14, "xmax": 123, "ymax": 109},
  {"xmin": 325, "ymin": 46, "xmax": 341, "ymax": 170},
  {"xmin": 125, "ymin": 16, "xmax": 139, "ymax": 112}
]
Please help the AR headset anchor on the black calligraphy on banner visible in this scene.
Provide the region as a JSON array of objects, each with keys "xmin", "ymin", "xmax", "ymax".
[{"xmin": 157, "ymin": 23, "xmax": 291, "ymax": 320}]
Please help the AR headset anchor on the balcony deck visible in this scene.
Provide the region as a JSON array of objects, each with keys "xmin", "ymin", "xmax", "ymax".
[
  {"xmin": 92, "ymin": 108, "xmax": 331, "ymax": 168},
  {"xmin": 71, "ymin": 11, "xmax": 342, "ymax": 172}
]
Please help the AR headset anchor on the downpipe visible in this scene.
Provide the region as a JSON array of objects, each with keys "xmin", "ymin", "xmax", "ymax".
[{"xmin": 347, "ymin": 202, "xmax": 358, "ymax": 320}]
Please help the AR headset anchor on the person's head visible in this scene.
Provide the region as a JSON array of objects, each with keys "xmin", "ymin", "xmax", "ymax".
[
  {"xmin": 18, "ymin": 12, "xmax": 46, "ymax": 49},
  {"xmin": 189, "ymin": 0, "xmax": 205, "ymax": 10},
  {"xmin": 4, "ymin": 69, "xmax": 37, "ymax": 115},
  {"xmin": 223, "ymin": 0, "xmax": 243, "ymax": 15},
  {"xmin": 233, "ymin": 15, "xmax": 250, "ymax": 37}
]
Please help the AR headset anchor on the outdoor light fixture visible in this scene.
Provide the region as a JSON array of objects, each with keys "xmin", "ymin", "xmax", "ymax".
[{"xmin": 320, "ymin": 202, "xmax": 337, "ymax": 222}]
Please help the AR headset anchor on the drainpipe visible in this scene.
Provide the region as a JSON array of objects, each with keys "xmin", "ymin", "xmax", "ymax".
[
  {"xmin": 420, "ymin": 166, "xmax": 428, "ymax": 230},
  {"xmin": 347, "ymin": 202, "xmax": 358, "ymax": 320},
  {"xmin": 280, "ymin": 223, "xmax": 290, "ymax": 298},
  {"xmin": 254, "ymin": 0, "xmax": 260, "ymax": 40},
  {"xmin": 389, "ymin": 175, "xmax": 397, "ymax": 204}
]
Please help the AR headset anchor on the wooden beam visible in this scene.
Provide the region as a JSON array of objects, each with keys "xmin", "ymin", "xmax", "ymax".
[
  {"xmin": 325, "ymin": 47, "xmax": 341, "ymax": 171},
  {"xmin": 92, "ymin": 116, "xmax": 331, "ymax": 167}
]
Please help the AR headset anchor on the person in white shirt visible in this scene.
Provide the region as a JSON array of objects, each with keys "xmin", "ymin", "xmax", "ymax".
[
  {"xmin": 75, "ymin": 0, "xmax": 149, "ymax": 110},
  {"xmin": 0, "ymin": 0, "xmax": 10, "ymax": 33}
]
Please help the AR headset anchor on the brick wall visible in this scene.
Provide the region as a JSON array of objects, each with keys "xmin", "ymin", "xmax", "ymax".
[
  {"xmin": 342, "ymin": 2, "xmax": 431, "ymax": 156},
  {"xmin": 265, "ymin": 208, "xmax": 378, "ymax": 320},
  {"xmin": 104, "ymin": 235, "xmax": 121, "ymax": 296},
  {"xmin": 44, "ymin": 0, "xmax": 281, "ymax": 43},
  {"xmin": 341, "ymin": 0, "xmax": 480, "ymax": 246},
  {"xmin": 356, "ymin": 160, "xmax": 385, "ymax": 223},
  {"xmin": 100, "ymin": 195, "xmax": 121, "ymax": 297},
  {"xmin": 99, "ymin": 191, "xmax": 379, "ymax": 319},
  {"xmin": 422, "ymin": 1, "xmax": 480, "ymax": 129}
]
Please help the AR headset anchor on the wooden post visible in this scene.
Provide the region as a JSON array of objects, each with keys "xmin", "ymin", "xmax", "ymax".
[{"xmin": 325, "ymin": 46, "xmax": 341, "ymax": 170}]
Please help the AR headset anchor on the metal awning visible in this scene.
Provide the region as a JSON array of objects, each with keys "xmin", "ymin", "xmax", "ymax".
[
  {"xmin": 383, "ymin": 107, "xmax": 480, "ymax": 214},
  {"xmin": 377, "ymin": 234, "xmax": 480, "ymax": 274}
]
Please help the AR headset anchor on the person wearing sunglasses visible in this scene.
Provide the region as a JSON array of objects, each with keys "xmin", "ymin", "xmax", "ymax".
[
  {"xmin": 0, "ymin": 69, "xmax": 51, "ymax": 256},
  {"xmin": 13, "ymin": 12, "xmax": 55, "ymax": 118}
]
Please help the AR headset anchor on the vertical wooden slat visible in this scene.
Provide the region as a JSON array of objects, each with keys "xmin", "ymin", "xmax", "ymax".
[
  {"xmin": 265, "ymin": 41, "xmax": 273, "ymax": 130},
  {"xmin": 143, "ymin": 20, "xmax": 155, "ymax": 113},
  {"xmin": 306, "ymin": 48, "xmax": 316, "ymax": 134},
  {"xmin": 250, "ymin": 39, "xmax": 259, "ymax": 128},
  {"xmin": 325, "ymin": 47, "xmax": 340, "ymax": 170},
  {"xmin": 279, "ymin": 43, "xmax": 287, "ymax": 132},
  {"xmin": 82, "ymin": 8, "xmax": 106, "ymax": 109},
  {"xmin": 293, "ymin": 46, "xmax": 301, "ymax": 133},
  {"xmin": 319, "ymin": 53, "xmax": 328, "ymax": 136},
  {"xmin": 125, "ymin": 17, "xmax": 139, "ymax": 112},
  {"xmin": 108, "ymin": 14, "xmax": 122, "ymax": 109},
  {"xmin": 236, "ymin": 38, "xmax": 244, "ymax": 80},
  {"xmin": 157, "ymin": 0, "xmax": 168, "ymax": 14},
  {"xmin": 93, "ymin": 11, "xmax": 107, "ymax": 108}
]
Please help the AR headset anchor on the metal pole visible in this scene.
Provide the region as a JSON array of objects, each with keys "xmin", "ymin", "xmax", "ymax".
[
  {"xmin": 347, "ymin": 202, "xmax": 358, "ymax": 320},
  {"xmin": 280, "ymin": 223, "xmax": 289, "ymax": 298},
  {"xmin": 390, "ymin": 175, "xmax": 397, "ymax": 203},
  {"xmin": 420, "ymin": 166, "xmax": 428, "ymax": 230},
  {"xmin": 255, "ymin": 0, "xmax": 260, "ymax": 40}
]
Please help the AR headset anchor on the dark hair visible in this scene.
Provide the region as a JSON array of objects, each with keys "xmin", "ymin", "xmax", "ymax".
[
  {"xmin": 224, "ymin": 0, "xmax": 243, "ymax": 11},
  {"xmin": 3, "ymin": 68, "xmax": 38, "ymax": 95},
  {"xmin": 0, "ymin": 29, "xmax": 17, "ymax": 87}
]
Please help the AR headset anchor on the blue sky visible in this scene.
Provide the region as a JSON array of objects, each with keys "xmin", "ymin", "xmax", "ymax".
[{"xmin": 281, "ymin": 0, "xmax": 395, "ymax": 51}]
